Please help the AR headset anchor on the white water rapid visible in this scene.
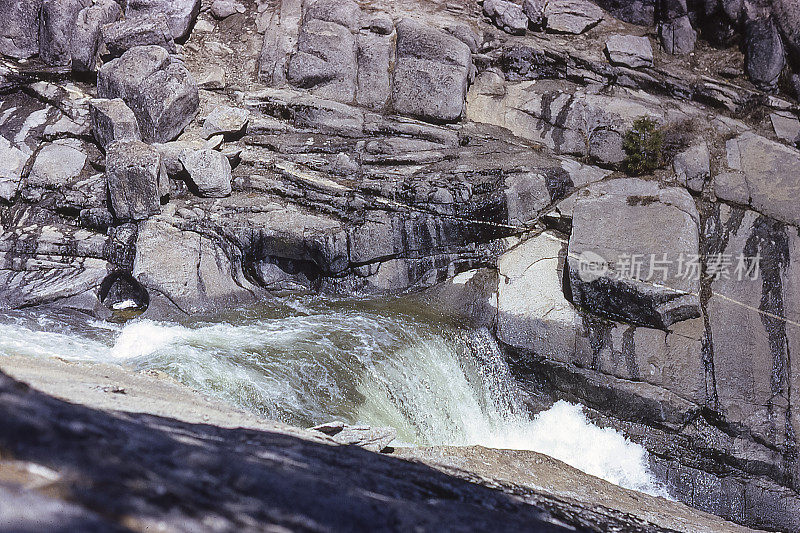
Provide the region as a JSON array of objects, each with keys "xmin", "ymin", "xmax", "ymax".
[{"xmin": 0, "ymin": 297, "xmax": 669, "ymax": 497}]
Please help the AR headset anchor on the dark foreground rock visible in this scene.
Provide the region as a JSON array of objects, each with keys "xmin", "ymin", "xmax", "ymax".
[
  {"xmin": 0, "ymin": 356, "xmax": 755, "ymax": 533},
  {"xmin": 0, "ymin": 368, "xmax": 675, "ymax": 533}
]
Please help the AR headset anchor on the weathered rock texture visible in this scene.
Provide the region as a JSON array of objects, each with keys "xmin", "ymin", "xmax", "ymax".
[{"xmin": 2, "ymin": 0, "xmax": 800, "ymax": 529}]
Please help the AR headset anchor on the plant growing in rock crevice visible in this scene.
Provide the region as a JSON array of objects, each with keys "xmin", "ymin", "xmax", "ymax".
[{"xmin": 622, "ymin": 117, "xmax": 664, "ymax": 176}]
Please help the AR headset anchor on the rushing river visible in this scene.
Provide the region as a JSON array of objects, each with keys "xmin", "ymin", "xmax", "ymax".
[{"xmin": 0, "ymin": 295, "xmax": 668, "ymax": 497}]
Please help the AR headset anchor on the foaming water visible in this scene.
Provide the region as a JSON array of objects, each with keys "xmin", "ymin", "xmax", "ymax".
[{"xmin": 0, "ymin": 299, "xmax": 669, "ymax": 497}]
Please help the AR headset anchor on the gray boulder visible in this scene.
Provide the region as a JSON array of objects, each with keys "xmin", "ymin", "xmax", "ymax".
[
  {"xmin": 497, "ymin": 231, "xmax": 581, "ymax": 360},
  {"xmin": 705, "ymin": 204, "xmax": 800, "ymax": 455},
  {"xmin": 445, "ymin": 23, "xmax": 480, "ymax": 53},
  {"xmin": 129, "ymin": 60, "xmax": 199, "ymax": 143},
  {"xmin": 101, "ymin": 13, "xmax": 176, "ymax": 57},
  {"xmin": 770, "ymin": 112, "xmax": 800, "ymax": 144},
  {"xmin": 720, "ymin": 0, "xmax": 744, "ymax": 22},
  {"xmin": 97, "ymin": 45, "xmax": 171, "ymax": 101},
  {"xmin": 367, "ymin": 13, "xmax": 394, "ymax": 36},
  {"xmin": 522, "ymin": 0, "xmax": 545, "ymax": 28},
  {"xmin": 124, "ymin": 0, "xmax": 200, "ymax": 40},
  {"xmin": 303, "ymin": 0, "xmax": 361, "ymax": 30},
  {"xmin": 744, "ymin": 17, "xmax": 785, "ymax": 92},
  {"xmin": 98, "ymin": 45, "xmax": 197, "ymax": 143},
  {"xmin": 71, "ymin": 0, "xmax": 121, "ymax": 72},
  {"xmin": 483, "ymin": 0, "xmax": 528, "ymax": 35},
  {"xmin": 659, "ymin": 15, "xmax": 696, "ymax": 54},
  {"xmin": 392, "ymin": 19, "xmax": 471, "ymax": 122},
  {"xmin": 656, "ymin": 0, "xmax": 688, "ymax": 21},
  {"xmin": 0, "ymin": 0, "xmax": 42, "ymax": 58},
  {"xmin": 657, "ymin": 0, "xmax": 696, "ymax": 55},
  {"xmin": 40, "ymin": 0, "xmax": 89, "ymax": 66},
  {"xmin": 202, "ymin": 106, "xmax": 249, "ymax": 139},
  {"xmin": 180, "ymin": 148, "xmax": 232, "ymax": 197},
  {"xmin": 27, "ymin": 139, "xmax": 87, "ymax": 188},
  {"xmin": 105, "ymin": 139, "xmax": 162, "ymax": 221},
  {"xmin": 286, "ymin": 18, "xmax": 357, "ymax": 102},
  {"xmin": 544, "ymin": 0, "xmax": 604, "ymax": 34},
  {"xmin": 604, "ymin": 34, "xmax": 653, "ymax": 68},
  {"xmin": 495, "ymin": 227, "xmax": 707, "ymax": 406},
  {"xmin": 566, "ymin": 178, "xmax": 701, "ymax": 329},
  {"xmin": 209, "ymin": 0, "xmax": 244, "ymax": 19},
  {"xmin": 593, "ymin": 0, "xmax": 653, "ymax": 25},
  {"xmin": 133, "ymin": 219, "xmax": 257, "ymax": 314},
  {"xmin": 257, "ymin": 0, "xmax": 303, "ymax": 87},
  {"xmin": 355, "ymin": 31, "xmax": 392, "ymax": 110},
  {"xmin": 772, "ymin": 0, "xmax": 800, "ymax": 64},
  {"xmin": 152, "ymin": 138, "xmax": 211, "ymax": 175},
  {"xmin": 89, "ymin": 98, "xmax": 141, "ymax": 149}
]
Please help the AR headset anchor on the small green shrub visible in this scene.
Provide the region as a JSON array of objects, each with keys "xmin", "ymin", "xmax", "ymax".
[{"xmin": 622, "ymin": 117, "xmax": 664, "ymax": 176}]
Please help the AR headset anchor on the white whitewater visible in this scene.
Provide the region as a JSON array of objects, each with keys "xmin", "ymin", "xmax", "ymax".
[{"xmin": 0, "ymin": 299, "xmax": 669, "ymax": 497}]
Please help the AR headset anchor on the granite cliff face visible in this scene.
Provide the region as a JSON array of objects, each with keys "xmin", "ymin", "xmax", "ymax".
[{"xmin": 1, "ymin": 0, "xmax": 800, "ymax": 529}]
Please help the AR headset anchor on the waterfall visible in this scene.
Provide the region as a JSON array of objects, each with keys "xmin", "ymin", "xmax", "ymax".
[{"xmin": 0, "ymin": 298, "xmax": 668, "ymax": 497}]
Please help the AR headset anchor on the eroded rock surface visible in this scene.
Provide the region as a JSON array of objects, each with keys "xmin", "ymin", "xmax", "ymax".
[{"xmin": 2, "ymin": 0, "xmax": 800, "ymax": 529}]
